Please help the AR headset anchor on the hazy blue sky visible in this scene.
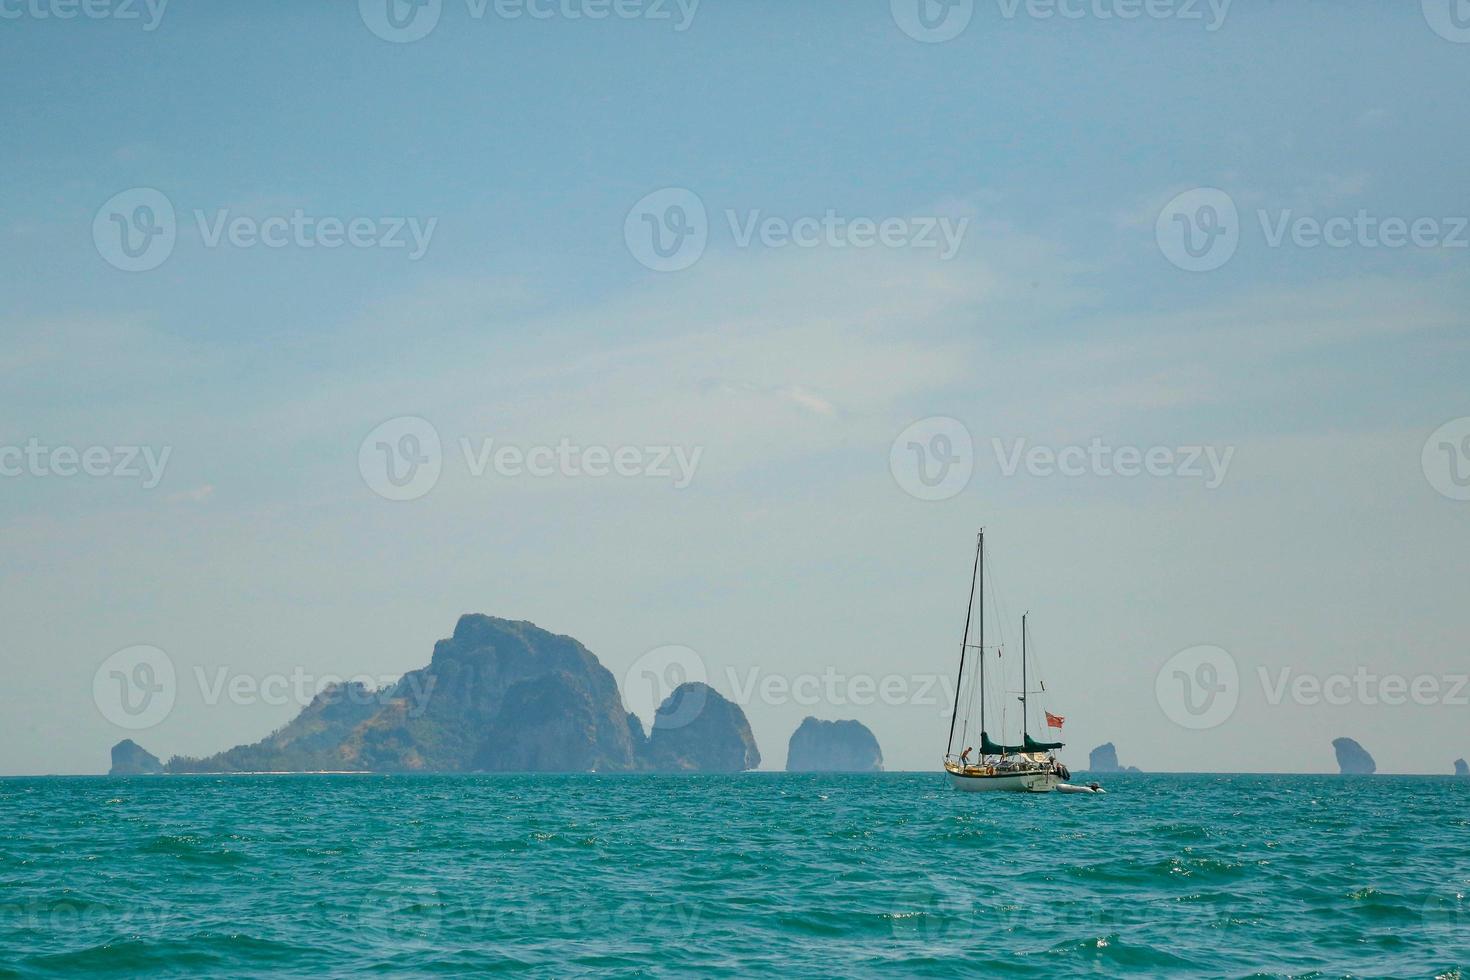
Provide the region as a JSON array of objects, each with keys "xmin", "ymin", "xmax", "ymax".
[{"xmin": 2, "ymin": 1, "xmax": 1467, "ymax": 775}]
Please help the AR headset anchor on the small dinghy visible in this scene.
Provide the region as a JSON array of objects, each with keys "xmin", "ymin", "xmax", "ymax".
[{"xmin": 1056, "ymin": 782, "xmax": 1106, "ymax": 795}]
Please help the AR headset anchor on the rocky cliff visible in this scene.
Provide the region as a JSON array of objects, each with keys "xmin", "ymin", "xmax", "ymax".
[
  {"xmin": 1088, "ymin": 742, "xmax": 1141, "ymax": 773},
  {"xmin": 785, "ymin": 717, "xmax": 883, "ymax": 772},
  {"xmin": 641, "ymin": 682, "xmax": 761, "ymax": 772},
  {"xmin": 1332, "ymin": 737, "xmax": 1376, "ymax": 774},
  {"xmin": 109, "ymin": 738, "xmax": 163, "ymax": 775},
  {"xmin": 122, "ymin": 615, "xmax": 759, "ymax": 775},
  {"xmin": 347, "ymin": 615, "xmax": 645, "ymax": 772}
]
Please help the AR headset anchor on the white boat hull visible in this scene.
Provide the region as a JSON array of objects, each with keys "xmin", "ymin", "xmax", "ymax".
[
  {"xmin": 1055, "ymin": 782, "xmax": 1104, "ymax": 794},
  {"xmin": 947, "ymin": 769, "xmax": 1060, "ymax": 793}
]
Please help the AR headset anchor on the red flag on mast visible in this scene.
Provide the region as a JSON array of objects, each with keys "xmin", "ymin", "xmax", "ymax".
[{"xmin": 1045, "ymin": 711, "xmax": 1065, "ymax": 730}]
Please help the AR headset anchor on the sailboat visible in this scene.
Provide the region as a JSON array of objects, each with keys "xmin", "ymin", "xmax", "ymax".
[{"xmin": 943, "ymin": 529, "xmax": 1071, "ymax": 793}]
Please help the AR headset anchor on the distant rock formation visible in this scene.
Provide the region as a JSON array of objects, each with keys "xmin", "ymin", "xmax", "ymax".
[
  {"xmin": 141, "ymin": 615, "xmax": 759, "ymax": 775},
  {"xmin": 168, "ymin": 681, "xmax": 383, "ymax": 773},
  {"xmin": 478, "ymin": 670, "xmax": 643, "ymax": 772},
  {"xmin": 642, "ymin": 683, "xmax": 761, "ymax": 772},
  {"xmin": 1332, "ymin": 737, "xmax": 1376, "ymax": 774},
  {"xmin": 1088, "ymin": 742, "xmax": 1140, "ymax": 773},
  {"xmin": 1456, "ymin": 759, "xmax": 1469, "ymax": 777},
  {"xmin": 109, "ymin": 738, "xmax": 163, "ymax": 775},
  {"xmin": 785, "ymin": 717, "xmax": 883, "ymax": 772}
]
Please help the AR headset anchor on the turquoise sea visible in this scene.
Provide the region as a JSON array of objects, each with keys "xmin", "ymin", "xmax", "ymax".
[{"xmin": 1, "ymin": 773, "xmax": 1467, "ymax": 977}]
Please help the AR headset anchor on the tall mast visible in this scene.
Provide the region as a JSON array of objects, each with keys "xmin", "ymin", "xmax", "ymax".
[
  {"xmin": 1022, "ymin": 611, "xmax": 1028, "ymax": 745},
  {"xmin": 978, "ymin": 529, "xmax": 985, "ymax": 746},
  {"xmin": 946, "ymin": 531, "xmax": 983, "ymax": 760}
]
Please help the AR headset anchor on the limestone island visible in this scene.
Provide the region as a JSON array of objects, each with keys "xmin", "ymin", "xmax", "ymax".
[
  {"xmin": 109, "ymin": 738, "xmax": 164, "ymax": 776},
  {"xmin": 109, "ymin": 614, "xmax": 759, "ymax": 775},
  {"xmin": 1087, "ymin": 742, "xmax": 1141, "ymax": 773},
  {"xmin": 1332, "ymin": 737, "xmax": 1376, "ymax": 774},
  {"xmin": 785, "ymin": 717, "xmax": 883, "ymax": 772}
]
